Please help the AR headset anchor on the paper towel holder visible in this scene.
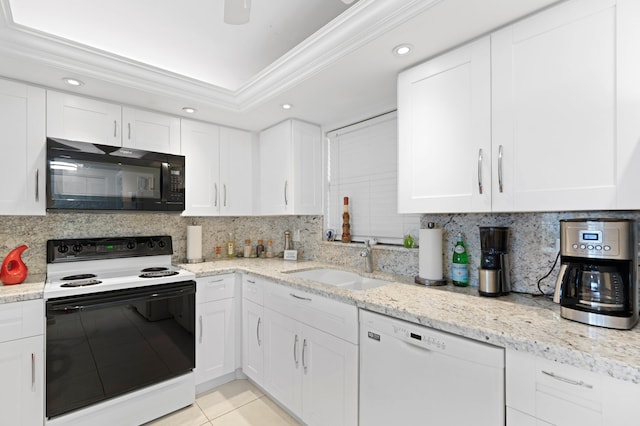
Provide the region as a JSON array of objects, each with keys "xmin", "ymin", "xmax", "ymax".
[
  {"xmin": 414, "ymin": 222, "xmax": 447, "ymax": 286},
  {"xmin": 414, "ymin": 276, "xmax": 447, "ymax": 286}
]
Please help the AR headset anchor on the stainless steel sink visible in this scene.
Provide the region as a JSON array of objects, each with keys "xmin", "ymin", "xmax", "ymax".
[{"xmin": 286, "ymin": 268, "xmax": 392, "ymax": 291}]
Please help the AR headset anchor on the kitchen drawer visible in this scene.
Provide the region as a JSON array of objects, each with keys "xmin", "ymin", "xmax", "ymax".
[
  {"xmin": 263, "ymin": 280, "xmax": 357, "ymax": 343},
  {"xmin": 507, "ymin": 349, "xmax": 604, "ymax": 426},
  {"xmin": 197, "ymin": 274, "xmax": 236, "ymax": 303},
  {"xmin": 242, "ymin": 275, "xmax": 264, "ymax": 305},
  {"xmin": 0, "ymin": 299, "xmax": 43, "ymax": 343}
]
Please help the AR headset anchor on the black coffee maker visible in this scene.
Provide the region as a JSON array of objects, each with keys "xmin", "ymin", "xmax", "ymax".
[
  {"xmin": 479, "ymin": 227, "xmax": 511, "ymax": 296},
  {"xmin": 553, "ymin": 219, "xmax": 638, "ymax": 330}
]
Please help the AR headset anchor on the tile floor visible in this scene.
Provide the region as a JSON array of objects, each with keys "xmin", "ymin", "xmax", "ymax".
[{"xmin": 147, "ymin": 379, "xmax": 301, "ymax": 426}]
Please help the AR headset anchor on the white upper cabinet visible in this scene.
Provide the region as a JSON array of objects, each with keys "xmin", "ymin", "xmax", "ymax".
[
  {"xmin": 397, "ymin": 37, "xmax": 491, "ymax": 214},
  {"xmin": 182, "ymin": 120, "xmax": 254, "ymax": 216},
  {"xmin": 219, "ymin": 126, "xmax": 254, "ymax": 216},
  {"xmin": 122, "ymin": 107, "xmax": 180, "ymax": 154},
  {"xmin": 181, "ymin": 120, "xmax": 220, "ymax": 216},
  {"xmin": 492, "ymin": 0, "xmax": 634, "ymax": 212},
  {"xmin": 259, "ymin": 119, "xmax": 322, "ymax": 215},
  {"xmin": 0, "ymin": 79, "xmax": 46, "ymax": 215},
  {"xmin": 47, "ymin": 91, "xmax": 122, "ymax": 146},
  {"xmin": 47, "ymin": 91, "xmax": 181, "ymax": 153},
  {"xmin": 398, "ymin": 0, "xmax": 640, "ymax": 213}
]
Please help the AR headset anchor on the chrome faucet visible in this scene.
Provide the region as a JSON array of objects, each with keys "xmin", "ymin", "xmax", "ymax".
[{"xmin": 360, "ymin": 239, "xmax": 373, "ymax": 273}]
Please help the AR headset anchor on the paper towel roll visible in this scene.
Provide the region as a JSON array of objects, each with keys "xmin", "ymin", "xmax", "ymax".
[
  {"xmin": 187, "ymin": 225, "xmax": 203, "ymax": 262},
  {"xmin": 419, "ymin": 228, "xmax": 443, "ymax": 280}
]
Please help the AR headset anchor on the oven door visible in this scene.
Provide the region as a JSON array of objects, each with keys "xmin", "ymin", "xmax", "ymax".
[{"xmin": 45, "ymin": 280, "xmax": 195, "ymax": 419}]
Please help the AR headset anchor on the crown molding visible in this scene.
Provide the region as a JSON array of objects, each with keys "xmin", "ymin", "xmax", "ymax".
[{"xmin": 0, "ymin": 0, "xmax": 442, "ymax": 111}]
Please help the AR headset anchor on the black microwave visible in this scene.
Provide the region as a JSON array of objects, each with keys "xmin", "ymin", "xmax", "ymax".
[{"xmin": 46, "ymin": 137, "xmax": 185, "ymax": 211}]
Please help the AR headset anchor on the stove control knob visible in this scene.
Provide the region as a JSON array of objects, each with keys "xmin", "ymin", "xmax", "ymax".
[
  {"xmin": 127, "ymin": 241, "xmax": 136, "ymax": 250},
  {"xmin": 58, "ymin": 244, "xmax": 69, "ymax": 254},
  {"xmin": 147, "ymin": 240, "xmax": 156, "ymax": 248},
  {"xmin": 158, "ymin": 240, "xmax": 166, "ymax": 248},
  {"xmin": 72, "ymin": 244, "xmax": 83, "ymax": 253}
]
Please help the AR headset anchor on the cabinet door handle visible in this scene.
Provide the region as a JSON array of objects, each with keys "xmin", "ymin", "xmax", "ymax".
[
  {"xmin": 247, "ymin": 279, "xmax": 256, "ymax": 284},
  {"xmin": 284, "ymin": 180, "xmax": 288, "ymax": 207},
  {"xmin": 498, "ymin": 144, "xmax": 504, "ymax": 193},
  {"xmin": 477, "ymin": 149, "xmax": 483, "ymax": 195},
  {"xmin": 256, "ymin": 317, "xmax": 262, "ymax": 346},
  {"xmin": 31, "ymin": 353, "xmax": 35, "ymax": 389},
  {"xmin": 35, "ymin": 168, "xmax": 39, "ymax": 202},
  {"xmin": 113, "ymin": 120, "xmax": 117, "ymax": 137},
  {"xmin": 199, "ymin": 315, "xmax": 203, "ymax": 344},
  {"xmin": 541, "ymin": 370, "xmax": 594, "ymax": 389},
  {"xmin": 214, "ymin": 183, "xmax": 218, "ymax": 207},
  {"xmin": 223, "ymin": 184, "xmax": 227, "ymax": 207},
  {"xmin": 128, "ymin": 122, "xmax": 131, "ymax": 140},
  {"xmin": 289, "ymin": 293, "xmax": 312, "ymax": 302},
  {"xmin": 293, "ymin": 334, "xmax": 299, "ymax": 367},
  {"xmin": 302, "ymin": 338, "xmax": 308, "ymax": 373}
]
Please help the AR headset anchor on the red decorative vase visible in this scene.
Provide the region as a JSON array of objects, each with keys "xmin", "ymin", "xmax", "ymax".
[{"xmin": 1, "ymin": 245, "xmax": 29, "ymax": 285}]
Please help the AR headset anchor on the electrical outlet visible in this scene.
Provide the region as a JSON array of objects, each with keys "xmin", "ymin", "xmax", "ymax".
[
  {"xmin": 555, "ymin": 238, "xmax": 561, "ymax": 252},
  {"xmin": 293, "ymin": 229, "xmax": 301, "ymax": 242}
]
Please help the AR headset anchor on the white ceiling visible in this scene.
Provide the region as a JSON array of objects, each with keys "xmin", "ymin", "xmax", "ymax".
[
  {"xmin": 7, "ymin": 0, "xmax": 353, "ymax": 91},
  {"xmin": 0, "ymin": 0, "xmax": 561, "ymax": 132}
]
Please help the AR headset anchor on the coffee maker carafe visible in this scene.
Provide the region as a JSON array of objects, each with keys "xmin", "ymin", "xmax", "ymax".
[
  {"xmin": 479, "ymin": 227, "xmax": 511, "ymax": 296},
  {"xmin": 553, "ymin": 219, "xmax": 638, "ymax": 330}
]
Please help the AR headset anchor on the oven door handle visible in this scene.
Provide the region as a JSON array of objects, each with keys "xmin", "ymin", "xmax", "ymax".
[{"xmin": 47, "ymin": 282, "xmax": 195, "ymax": 315}]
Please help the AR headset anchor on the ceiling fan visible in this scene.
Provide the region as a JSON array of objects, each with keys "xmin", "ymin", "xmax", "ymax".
[{"xmin": 223, "ymin": 0, "xmax": 356, "ymax": 25}]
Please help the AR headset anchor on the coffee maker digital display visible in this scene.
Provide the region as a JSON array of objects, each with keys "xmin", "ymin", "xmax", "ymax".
[{"xmin": 553, "ymin": 219, "xmax": 638, "ymax": 330}]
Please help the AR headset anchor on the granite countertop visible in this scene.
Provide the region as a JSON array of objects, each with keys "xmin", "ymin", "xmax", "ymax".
[
  {"xmin": 3, "ymin": 260, "xmax": 638, "ymax": 385},
  {"xmin": 180, "ymin": 258, "xmax": 640, "ymax": 385},
  {"xmin": 0, "ymin": 273, "xmax": 45, "ymax": 303}
]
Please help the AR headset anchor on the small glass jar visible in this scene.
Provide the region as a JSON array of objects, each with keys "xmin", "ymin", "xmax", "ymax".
[
  {"xmin": 256, "ymin": 240, "xmax": 265, "ymax": 258},
  {"xmin": 266, "ymin": 240, "xmax": 274, "ymax": 258},
  {"xmin": 243, "ymin": 239, "xmax": 252, "ymax": 258},
  {"xmin": 215, "ymin": 243, "xmax": 222, "ymax": 259}
]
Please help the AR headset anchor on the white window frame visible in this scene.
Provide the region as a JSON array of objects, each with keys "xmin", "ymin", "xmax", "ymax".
[{"xmin": 325, "ymin": 111, "xmax": 420, "ymax": 245}]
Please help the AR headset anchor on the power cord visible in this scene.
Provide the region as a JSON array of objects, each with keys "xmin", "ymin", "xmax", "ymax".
[{"xmin": 535, "ymin": 250, "xmax": 561, "ymax": 297}]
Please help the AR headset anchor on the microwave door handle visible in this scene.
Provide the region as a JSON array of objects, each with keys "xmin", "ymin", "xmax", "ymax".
[
  {"xmin": 161, "ymin": 162, "xmax": 169, "ymax": 203},
  {"xmin": 553, "ymin": 263, "xmax": 568, "ymax": 303}
]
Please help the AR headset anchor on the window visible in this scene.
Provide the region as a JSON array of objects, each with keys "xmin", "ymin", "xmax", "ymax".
[{"xmin": 326, "ymin": 111, "xmax": 420, "ymax": 244}]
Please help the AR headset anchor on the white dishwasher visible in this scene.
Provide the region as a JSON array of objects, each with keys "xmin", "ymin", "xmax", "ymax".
[{"xmin": 359, "ymin": 310, "xmax": 504, "ymax": 426}]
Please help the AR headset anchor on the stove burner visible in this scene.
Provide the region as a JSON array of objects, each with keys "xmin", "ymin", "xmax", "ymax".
[
  {"xmin": 61, "ymin": 279, "xmax": 102, "ymax": 287},
  {"xmin": 61, "ymin": 273, "xmax": 97, "ymax": 281},
  {"xmin": 141, "ymin": 267, "xmax": 169, "ymax": 273},
  {"xmin": 139, "ymin": 270, "xmax": 179, "ymax": 278}
]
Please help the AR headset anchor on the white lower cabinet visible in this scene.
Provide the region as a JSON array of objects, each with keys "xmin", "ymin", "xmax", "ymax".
[
  {"xmin": 195, "ymin": 275, "xmax": 237, "ymax": 387},
  {"xmin": 506, "ymin": 349, "xmax": 640, "ymax": 426},
  {"xmin": 0, "ymin": 299, "xmax": 44, "ymax": 426},
  {"xmin": 242, "ymin": 275, "xmax": 264, "ymax": 386},
  {"xmin": 261, "ymin": 280, "xmax": 358, "ymax": 425}
]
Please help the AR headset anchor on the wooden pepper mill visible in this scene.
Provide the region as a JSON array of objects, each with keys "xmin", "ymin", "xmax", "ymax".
[{"xmin": 342, "ymin": 196, "xmax": 352, "ymax": 243}]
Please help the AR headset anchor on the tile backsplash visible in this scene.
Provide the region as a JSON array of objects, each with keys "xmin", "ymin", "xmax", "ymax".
[{"xmin": 2, "ymin": 210, "xmax": 638, "ymax": 295}]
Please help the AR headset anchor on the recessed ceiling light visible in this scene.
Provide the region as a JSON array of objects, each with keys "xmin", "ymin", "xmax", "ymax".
[
  {"xmin": 182, "ymin": 107, "xmax": 196, "ymax": 114},
  {"xmin": 62, "ymin": 77, "xmax": 84, "ymax": 87},
  {"xmin": 393, "ymin": 44, "xmax": 413, "ymax": 56},
  {"xmin": 282, "ymin": 104, "xmax": 292, "ymax": 110}
]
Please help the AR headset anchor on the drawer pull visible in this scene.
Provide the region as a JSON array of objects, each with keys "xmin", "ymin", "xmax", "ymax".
[
  {"xmin": 293, "ymin": 334, "xmax": 299, "ymax": 367},
  {"xmin": 289, "ymin": 293, "xmax": 312, "ymax": 302},
  {"xmin": 541, "ymin": 370, "xmax": 593, "ymax": 389},
  {"xmin": 199, "ymin": 315, "xmax": 203, "ymax": 343},
  {"xmin": 247, "ymin": 279, "xmax": 256, "ymax": 284},
  {"xmin": 209, "ymin": 278, "xmax": 224, "ymax": 283}
]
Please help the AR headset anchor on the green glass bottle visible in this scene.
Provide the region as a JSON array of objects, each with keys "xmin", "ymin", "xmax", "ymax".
[{"xmin": 452, "ymin": 233, "xmax": 469, "ymax": 286}]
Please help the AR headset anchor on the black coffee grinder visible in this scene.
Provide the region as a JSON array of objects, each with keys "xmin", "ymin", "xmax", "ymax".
[{"xmin": 479, "ymin": 227, "xmax": 511, "ymax": 296}]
